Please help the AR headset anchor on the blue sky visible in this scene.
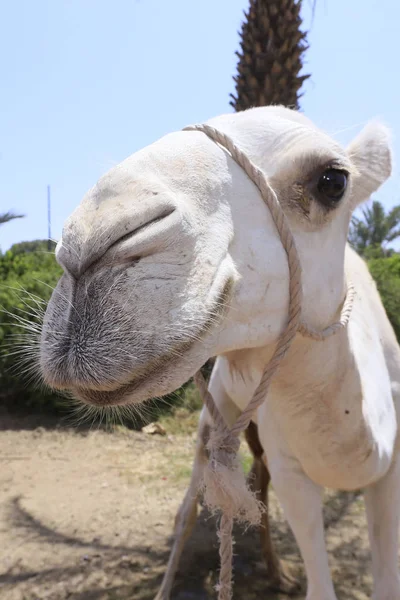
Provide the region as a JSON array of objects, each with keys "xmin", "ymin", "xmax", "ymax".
[{"xmin": 1, "ymin": 0, "xmax": 399, "ymax": 251}]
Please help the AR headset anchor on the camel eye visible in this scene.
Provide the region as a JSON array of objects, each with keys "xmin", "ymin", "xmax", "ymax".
[{"xmin": 316, "ymin": 169, "xmax": 348, "ymax": 205}]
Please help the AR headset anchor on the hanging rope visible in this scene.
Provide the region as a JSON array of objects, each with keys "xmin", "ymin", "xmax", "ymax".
[{"xmin": 183, "ymin": 123, "xmax": 355, "ymax": 600}]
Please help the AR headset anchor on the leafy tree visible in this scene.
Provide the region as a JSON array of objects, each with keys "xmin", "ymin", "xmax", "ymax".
[{"xmin": 349, "ymin": 200, "xmax": 400, "ymax": 257}]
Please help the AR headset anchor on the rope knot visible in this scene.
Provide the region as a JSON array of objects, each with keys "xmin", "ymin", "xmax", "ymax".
[
  {"xmin": 200, "ymin": 423, "xmax": 264, "ymax": 525},
  {"xmin": 208, "ymin": 427, "xmax": 240, "ymax": 467}
]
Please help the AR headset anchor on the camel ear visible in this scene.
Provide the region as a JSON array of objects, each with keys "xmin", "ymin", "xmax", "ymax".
[{"xmin": 347, "ymin": 122, "xmax": 392, "ymax": 207}]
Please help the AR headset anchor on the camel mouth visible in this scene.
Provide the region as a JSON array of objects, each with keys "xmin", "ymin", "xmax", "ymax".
[
  {"xmin": 73, "ymin": 371, "xmax": 149, "ymax": 407},
  {"xmin": 71, "ymin": 277, "xmax": 234, "ymax": 408},
  {"xmin": 72, "ymin": 335, "xmax": 196, "ymax": 407}
]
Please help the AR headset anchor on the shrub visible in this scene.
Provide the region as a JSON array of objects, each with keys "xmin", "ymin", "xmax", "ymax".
[
  {"xmin": 368, "ymin": 254, "xmax": 400, "ymax": 341},
  {"xmin": 8, "ymin": 239, "xmax": 57, "ymax": 256},
  {"xmin": 0, "ymin": 246, "xmax": 64, "ymax": 413}
]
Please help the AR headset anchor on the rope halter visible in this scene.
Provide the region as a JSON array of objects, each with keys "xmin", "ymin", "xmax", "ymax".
[{"xmin": 183, "ymin": 123, "xmax": 355, "ymax": 600}]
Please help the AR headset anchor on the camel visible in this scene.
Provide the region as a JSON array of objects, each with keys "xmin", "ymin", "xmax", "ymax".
[{"xmin": 39, "ymin": 105, "xmax": 400, "ymax": 600}]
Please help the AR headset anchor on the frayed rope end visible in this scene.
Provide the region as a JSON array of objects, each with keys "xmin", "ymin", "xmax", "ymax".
[{"xmin": 199, "ymin": 427, "xmax": 265, "ymax": 526}]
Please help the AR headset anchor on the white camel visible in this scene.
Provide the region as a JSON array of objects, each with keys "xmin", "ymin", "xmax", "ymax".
[{"xmin": 39, "ymin": 106, "xmax": 399, "ymax": 600}]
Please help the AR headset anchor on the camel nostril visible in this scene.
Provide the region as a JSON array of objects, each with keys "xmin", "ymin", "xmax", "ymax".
[
  {"xmin": 110, "ymin": 208, "xmax": 175, "ymax": 249},
  {"xmin": 58, "ymin": 205, "xmax": 177, "ymax": 279}
]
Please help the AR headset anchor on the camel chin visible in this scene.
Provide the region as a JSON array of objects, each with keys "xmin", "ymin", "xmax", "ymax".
[{"xmin": 70, "ymin": 337, "xmax": 216, "ymax": 408}]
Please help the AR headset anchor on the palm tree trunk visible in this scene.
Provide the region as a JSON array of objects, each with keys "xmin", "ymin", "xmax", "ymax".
[{"xmin": 230, "ymin": 0, "xmax": 309, "ymax": 111}]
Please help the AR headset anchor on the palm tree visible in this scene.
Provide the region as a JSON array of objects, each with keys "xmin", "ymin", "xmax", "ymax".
[
  {"xmin": 349, "ymin": 200, "xmax": 400, "ymax": 256},
  {"xmin": 230, "ymin": 0, "xmax": 309, "ymax": 111},
  {"xmin": 0, "ymin": 211, "xmax": 24, "ymax": 226}
]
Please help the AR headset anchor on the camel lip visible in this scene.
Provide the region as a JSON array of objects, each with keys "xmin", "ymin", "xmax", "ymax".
[
  {"xmin": 72, "ymin": 365, "xmax": 152, "ymax": 407},
  {"xmin": 73, "ymin": 379, "xmax": 141, "ymax": 407},
  {"xmin": 70, "ymin": 277, "xmax": 234, "ymax": 408},
  {"xmin": 72, "ymin": 334, "xmax": 203, "ymax": 407},
  {"xmin": 71, "ymin": 334, "xmax": 199, "ymax": 407}
]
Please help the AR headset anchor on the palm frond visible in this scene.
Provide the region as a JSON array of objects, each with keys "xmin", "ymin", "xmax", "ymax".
[{"xmin": 0, "ymin": 211, "xmax": 25, "ymax": 225}]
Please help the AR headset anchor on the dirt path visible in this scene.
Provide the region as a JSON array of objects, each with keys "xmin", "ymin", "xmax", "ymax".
[{"xmin": 0, "ymin": 424, "xmax": 376, "ymax": 599}]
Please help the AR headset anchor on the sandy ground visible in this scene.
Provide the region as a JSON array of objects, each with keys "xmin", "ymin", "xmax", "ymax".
[{"xmin": 0, "ymin": 422, "xmax": 379, "ymax": 600}]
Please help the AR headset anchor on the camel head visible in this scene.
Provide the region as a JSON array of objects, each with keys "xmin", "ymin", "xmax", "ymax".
[{"xmin": 40, "ymin": 106, "xmax": 392, "ymax": 407}]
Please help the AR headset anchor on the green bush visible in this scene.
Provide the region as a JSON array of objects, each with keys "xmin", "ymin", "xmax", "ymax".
[
  {"xmin": 0, "ymin": 246, "xmax": 64, "ymax": 413},
  {"xmin": 368, "ymin": 254, "xmax": 400, "ymax": 341},
  {"xmin": 8, "ymin": 239, "xmax": 57, "ymax": 256}
]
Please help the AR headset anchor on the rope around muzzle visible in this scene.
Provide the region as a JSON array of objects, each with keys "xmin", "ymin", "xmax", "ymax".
[{"xmin": 183, "ymin": 123, "xmax": 355, "ymax": 600}]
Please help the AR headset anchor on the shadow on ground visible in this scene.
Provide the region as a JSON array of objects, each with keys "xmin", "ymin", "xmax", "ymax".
[
  {"xmin": 0, "ymin": 488, "xmax": 372, "ymax": 600},
  {"xmin": 0, "ymin": 410, "xmax": 131, "ymax": 432},
  {"xmin": 0, "ymin": 409, "xmax": 97, "ymax": 432}
]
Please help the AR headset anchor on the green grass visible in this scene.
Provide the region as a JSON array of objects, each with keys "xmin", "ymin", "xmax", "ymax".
[
  {"xmin": 158, "ymin": 383, "xmax": 256, "ymax": 479},
  {"xmin": 159, "ymin": 382, "xmax": 203, "ymax": 435},
  {"xmin": 239, "ymin": 450, "xmax": 253, "ymax": 476}
]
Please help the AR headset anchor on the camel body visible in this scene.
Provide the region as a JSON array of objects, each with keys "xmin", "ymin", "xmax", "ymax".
[
  {"xmin": 216, "ymin": 245, "xmax": 399, "ymax": 491},
  {"xmin": 40, "ymin": 106, "xmax": 400, "ymax": 599}
]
